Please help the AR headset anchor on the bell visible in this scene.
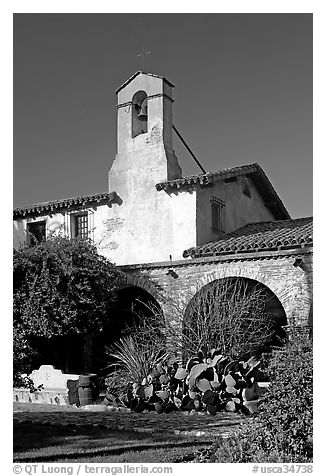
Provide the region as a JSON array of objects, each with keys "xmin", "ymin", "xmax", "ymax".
[{"xmin": 137, "ymin": 98, "xmax": 148, "ymax": 121}]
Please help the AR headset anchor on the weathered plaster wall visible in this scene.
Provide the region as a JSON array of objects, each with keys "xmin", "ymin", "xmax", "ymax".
[
  {"xmin": 97, "ymin": 188, "xmax": 197, "ymax": 265},
  {"xmin": 224, "ymin": 176, "xmax": 275, "ymax": 231},
  {"xmin": 14, "ymin": 204, "xmax": 110, "ymax": 250},
  {"xmin": 196, "ymin": 176, "xmax": 276, "ymax": 245},
  {"xmin": 103, "ymin": 72, "xmax": 196, "ymax": 265},
  {"xmin": 13, "ymin": 213, "xmax": 65, "ymax": 249},
  {"xmin": 122, "ymin": 249, "xmax": 313, "ymax": 328},
  {"xmin": 116, "ymin": 74, "xmax": 175, "ymax": 153},
  {"xmin": 13, "ymin": 191, "xmax": 198, "ymax": 265},
  {"xmin": 113, "ymin": 73, "xmax": 181, "ymax": 183},
  {"xmin": 13, "ymin": 219, "xmax": 26, "ymax": 249}
]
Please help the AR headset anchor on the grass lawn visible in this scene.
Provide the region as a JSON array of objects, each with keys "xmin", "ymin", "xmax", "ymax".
[
  {"xmin": 13, "ymin": 402, "xmax": 231, "ymax": 463},
  {"xmin": 14, "ymin": 422, "xmax": 216, "ymax": 463}
]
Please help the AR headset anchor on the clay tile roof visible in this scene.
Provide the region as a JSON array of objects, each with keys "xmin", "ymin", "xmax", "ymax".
[
  {"xmin": 183, "ymin": 216, "xmax": 313, "ymax": 258},
  {"xmin": 156, "ymin": 163, "xmax": 290, "ymax": 220},
  {"xmin": 115, "ymin": 71, "xmax": 174, "ymax": 94},
  {"xmin": 13, "ymin": 192, "xmax": 119, "ymax": 219},
  {"xmin": 156, "ymin": 163, "xmax": 258, "ymax": 190}
]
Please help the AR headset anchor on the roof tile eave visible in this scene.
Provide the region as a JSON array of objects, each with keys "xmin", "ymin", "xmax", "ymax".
[
  {"xmin": 156, "ymin": 163, "xmax": 291, "ymax": 221},
  {"xmin": 13, "ymin": 191, "xmax": 117, "ymax": 219},
  {"xmin": 183, "ymin": 217, "xmax": 313, "ymax": 259},
  {"xmin": 156, "ymin": 163, "xmax": 259, "ymax": 191}
]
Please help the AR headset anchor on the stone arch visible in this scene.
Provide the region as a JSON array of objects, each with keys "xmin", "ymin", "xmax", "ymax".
[
  {"xmin": 92, "ymin": 282, "xmax": 164, "ymax": 375},
  {"xmin": 122, "ymin": 274, "xmax": 160, "ymax": 298},
  {"xmin": 121, "ymin": 274, "xmax": 166, "ymax": 309},
  {"xmin": 182, "ymin": 275, "xmax": 287, "ymax": 359},
  {"xmin": 186, "ymin": 261, "xmax": 300, "ymax": 325},
  {"xmin": 114, "ymin": 284, "xmax": 163, "ymax": 323}
]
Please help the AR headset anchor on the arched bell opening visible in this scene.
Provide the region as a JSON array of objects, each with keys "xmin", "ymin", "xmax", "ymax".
[
  {"xmin": 182, "ymin": 276, "xmax": 287, "ymax": 362},
  {"xmin": 132, "ymin": 90, "xmax": 148, "ymax": 138}
]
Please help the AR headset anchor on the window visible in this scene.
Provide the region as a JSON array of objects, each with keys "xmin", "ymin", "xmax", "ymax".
[
  {"xmin": 72, "ymin": 213, "xmax": 88, "ymax": 239},
  {"xmin": 27, "ymin": 221, "xmax": 46, "ymax": 246},
  {"xmin": 211, "ymin": 197, "xmax": 226, "ymax": 233}
]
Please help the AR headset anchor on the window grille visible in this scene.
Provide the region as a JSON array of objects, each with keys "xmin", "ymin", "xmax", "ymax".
[
  {"xmin": 211, "ymin": 197, "xmax": 226, "ymax": 233},
  {"xmin": 74, "ymin": 213, "xmax": 88, "ymax": 239}
]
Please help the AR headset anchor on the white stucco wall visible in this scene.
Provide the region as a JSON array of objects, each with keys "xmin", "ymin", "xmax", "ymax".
[
  {"xmin": 101, "ymin": 72, "xmax": 192, "ymax": 265},
  {"xmin": 95, "ymin": 187, "xmax": 197, "ymax": 265},
  {"xmin": 196, "ymin": 176, "xmax": 275, "ymax": 246},
  {"xmin": 13, "ymin": 213, "xmax": 66, "ymax": 249},
  {"xmin": 13, "ymin": 173, "xmax": 277, "ymax": 265},
  {"xmin": 13, "ymin": 190, "xmax": 198, "ymax": 266},
  {"xmin": 117, "ymin": 74, "xmax": 174, "ymax": 155}
]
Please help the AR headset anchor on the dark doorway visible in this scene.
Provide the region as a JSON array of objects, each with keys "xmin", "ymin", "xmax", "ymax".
[
  {"xmin": 92, "ymin": 286, "xmax": 161, "ymax": 376},
  {"xmin": 28, "ymin": 286, "xmax": 161, "ymax": 376},
  {"xmin": 29, "ymin": 334, "xmax": 84, "ymax": 375}
]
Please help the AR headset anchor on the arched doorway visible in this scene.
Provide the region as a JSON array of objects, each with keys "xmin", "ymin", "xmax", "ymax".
[
  {"xmin": 183, "ymin": 277, "xmax": 287, "ymax": 361},
  {"xmin": 92, "ymin": 285, "xmax": 163, "ymax": 375},
  {"xmin": 29, "ymin": 285, "xmax": 162, "ymax": 376}
]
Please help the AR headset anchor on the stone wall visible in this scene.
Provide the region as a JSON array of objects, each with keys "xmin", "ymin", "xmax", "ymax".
[{"xmin": 121, "ymin": 247, "xmax": 313, "ymax": 328}]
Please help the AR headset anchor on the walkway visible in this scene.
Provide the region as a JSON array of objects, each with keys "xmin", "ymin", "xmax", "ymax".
[{"xmin": 13, "ymin": 402, "xmax": 245, "ymax": 438}]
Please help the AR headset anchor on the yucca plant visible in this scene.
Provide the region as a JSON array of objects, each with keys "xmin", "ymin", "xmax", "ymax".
[{"xmin": 105, "ymin": 336, "xmax": 170, "ymax": 384}]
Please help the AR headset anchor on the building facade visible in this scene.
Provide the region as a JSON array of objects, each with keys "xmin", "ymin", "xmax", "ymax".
[{"xmin": 13, "ymin": 71, "xmax": 313, "ymax": 372}]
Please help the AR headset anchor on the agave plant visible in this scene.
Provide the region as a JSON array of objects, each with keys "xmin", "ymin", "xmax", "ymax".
[{"xmin": 105, "ymin": 336, "xmax": 170, "ymax": 384}]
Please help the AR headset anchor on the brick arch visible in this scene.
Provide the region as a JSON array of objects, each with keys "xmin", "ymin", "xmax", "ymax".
[
  {"xmin": 119, "ymin": 274, "xmax": 165, "ymax": 308},
  {"xmin": 189, "ymin": 265, "xmax": 290, "ymax": 321}
]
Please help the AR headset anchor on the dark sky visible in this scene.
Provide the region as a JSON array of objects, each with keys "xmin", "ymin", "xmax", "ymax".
[{"xmin": 13, "ymin": 13, "xmax": 312, "ymax": 218}]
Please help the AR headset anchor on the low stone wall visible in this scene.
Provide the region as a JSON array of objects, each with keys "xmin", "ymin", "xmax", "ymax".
[
  {"xmin": 14, "ymin": 365, "xmax": 80, "ymax": 406},
  {"xmin": 13, "ymin": 388, "xmax": 69, "ymax": 405}
]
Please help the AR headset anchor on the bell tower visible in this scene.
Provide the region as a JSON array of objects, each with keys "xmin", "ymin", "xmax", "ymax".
[{"xmin": 108, "ymin": 72, "xmax": 182, "ymax": 199}]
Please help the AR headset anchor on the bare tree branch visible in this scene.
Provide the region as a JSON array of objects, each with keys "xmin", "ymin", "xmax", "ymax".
[{"xmin": 125, "ymin": 277, "xmax": 278, "ymax": 362}]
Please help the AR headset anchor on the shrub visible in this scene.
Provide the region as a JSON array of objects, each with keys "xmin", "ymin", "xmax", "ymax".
[
  {"xmin": 254, "ymin": 336, "xmax": 313, "ymax": 459},
  {"xmin": 13, "ymin": 236, "xmax": 124, "ymax": 338},
  {"xmin": 206, "ymin": 335, "xmax": 313, "ymax": 463},
  {"xmin": 13, "ymin": 235, "xmax": 125, "ymax": 379},
  {"xmin": 105, "ymin": 336, "xmax": 170, "ymax": 385},
  {"xmin": 13, "ymin": 327, "xmax": 37, "ymax": 386}
]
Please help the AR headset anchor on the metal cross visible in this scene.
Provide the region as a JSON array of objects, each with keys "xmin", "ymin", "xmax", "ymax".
[{"xmin": 137, "ymin": 50, "xmax": 151, "ymax": 71}]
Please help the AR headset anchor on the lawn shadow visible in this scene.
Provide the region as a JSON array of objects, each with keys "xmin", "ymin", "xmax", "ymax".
[
  {"xmin": 14, "ymin": 421, "xmax": 216, "ymax": 463},
  {"xmin": 13, "ymin": 403, "xmax": 244, "ymax": 463}
]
